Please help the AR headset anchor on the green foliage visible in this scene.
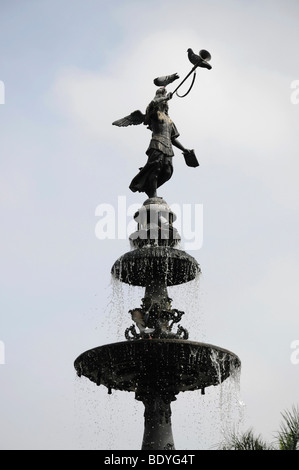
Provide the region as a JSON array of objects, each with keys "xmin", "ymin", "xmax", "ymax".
[
  {"xmin": 277, "ymin": 405, "xmax": 299, "ymax": 450},
  {"xmin": 221, "ymin": 405, "xmax": 299, "ymax": 450},
  {"xmin": 222, "ymin": 429, "xmax": 272, "ymax": 450}
]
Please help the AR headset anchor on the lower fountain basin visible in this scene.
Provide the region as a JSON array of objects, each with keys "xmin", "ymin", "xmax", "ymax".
[
  {"xmin": 111, "ymin": 247, "xmax": 200, "ymax": 286},
  {"xmin": 74, "ymin": 339, "xmax": 241, "ymax": 396}
]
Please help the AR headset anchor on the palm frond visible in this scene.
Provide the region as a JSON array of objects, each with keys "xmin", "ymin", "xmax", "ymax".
[
  {"xmin": 222, "ymin": 429, "xmax": 271, "ymax": 450},
  {"xmin": 277, "ymin": 405, "xmax": 299, "ymax": 450}
]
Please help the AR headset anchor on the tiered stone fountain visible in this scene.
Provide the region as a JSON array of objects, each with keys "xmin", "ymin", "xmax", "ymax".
[{"xmin": 74, "ymin": 197, "xmax": 241, "ymax": 449}]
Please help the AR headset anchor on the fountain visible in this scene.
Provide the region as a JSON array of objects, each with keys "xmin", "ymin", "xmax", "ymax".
[{"xmin": 74, "ymin": 50, "xmax": 241, "ymax": 450}]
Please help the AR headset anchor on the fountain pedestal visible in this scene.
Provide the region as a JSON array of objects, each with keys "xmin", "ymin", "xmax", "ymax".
[{"xmin": 140, "ymin": 391, "xmax": 175, "ymax": 450}]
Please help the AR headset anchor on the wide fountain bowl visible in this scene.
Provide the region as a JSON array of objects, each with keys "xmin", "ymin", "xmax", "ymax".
[{"xmin": 74, "ymin": 339, "xmax": 241, "ymax": 396}]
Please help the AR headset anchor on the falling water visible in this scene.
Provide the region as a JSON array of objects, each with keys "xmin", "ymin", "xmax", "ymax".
[
  {"xmin": 168, "ymin": 273, "xmax": 205, "ymax": 342},
  {"xmin": 74, "ymin": 374, "xmax": 145, "ymax": 450},
  {"xmin": 209, "ymin": 349, "xmax": 245, "ymax": 448},
  {"xmin": 170, "ymin": 353, "xmax": 244, "ymax": 449}
]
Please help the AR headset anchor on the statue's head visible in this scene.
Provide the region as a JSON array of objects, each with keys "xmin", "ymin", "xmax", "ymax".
[
  {"xmin": 155, "ymin": 87, "xmax": 166, "ymax": 98},
  {"xmin": 154, "ymin": 87, "xmax": 169, "ymax": 113}
]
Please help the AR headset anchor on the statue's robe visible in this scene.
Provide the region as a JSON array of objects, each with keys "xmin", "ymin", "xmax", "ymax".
[{"xmin": 129, "ymin": 110, "xmax": 180, "ymax": 196}]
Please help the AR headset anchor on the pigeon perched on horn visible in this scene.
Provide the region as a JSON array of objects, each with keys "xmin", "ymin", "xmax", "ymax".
[
  {"xmin": 153, "ymin": 73, "xmax": 180, "ymax": 87},
  {"xmin": 187, "ymin": 48, "xmax": 212, "ymax": 70}
]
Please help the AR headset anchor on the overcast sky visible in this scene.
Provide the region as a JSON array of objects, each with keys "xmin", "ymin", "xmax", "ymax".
[{"xmin": 0, "ymin": 0, "xmax": 299, "ymax": 450}]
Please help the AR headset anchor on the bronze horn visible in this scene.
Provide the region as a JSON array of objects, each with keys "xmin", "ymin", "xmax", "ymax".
[
  {"xmin": 199, "ymin": 49, "xmax": 211, "ymax": 62},
  {"xmin": 172, "ymin": 49, "xmax": 212, "ymax": 97}
]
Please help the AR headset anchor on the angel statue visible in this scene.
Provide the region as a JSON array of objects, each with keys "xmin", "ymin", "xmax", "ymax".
[{"xmin": 112, "ymin": 87, "xmax": 199, "ymax": 199}]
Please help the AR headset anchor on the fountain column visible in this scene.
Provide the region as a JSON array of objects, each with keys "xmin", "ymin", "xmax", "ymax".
[{"xmin": 140, "ymin": 392, "xmax": 175, "ymax": 450}]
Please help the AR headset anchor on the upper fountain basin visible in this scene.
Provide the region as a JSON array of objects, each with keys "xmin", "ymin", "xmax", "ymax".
[{"xmin": 111, "ymin": 246, "xmax": 200, "ymax": 286}]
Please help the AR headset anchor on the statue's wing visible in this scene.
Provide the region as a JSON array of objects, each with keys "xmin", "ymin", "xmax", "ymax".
[{"xmin": 112, "ymin": 110, "xmax": 145, "ymax": 127}]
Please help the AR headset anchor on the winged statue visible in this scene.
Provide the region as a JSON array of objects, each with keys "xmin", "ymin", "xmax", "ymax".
[{"xmin": 112, "ymin": 87, "xmax": 199, "ymax": 199}]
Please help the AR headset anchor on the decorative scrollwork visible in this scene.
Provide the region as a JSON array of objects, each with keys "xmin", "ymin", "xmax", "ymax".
[
  {"xmin": 125, "ymin": 304, "xmax": 189, "ymax": 340},
  {"xmin": 125, "ymin": 325, "xmax": 140, "ymax": 340},
  {"xmin": 176, "ymin": 325, "xmax": 189, "ymax": 340}
]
